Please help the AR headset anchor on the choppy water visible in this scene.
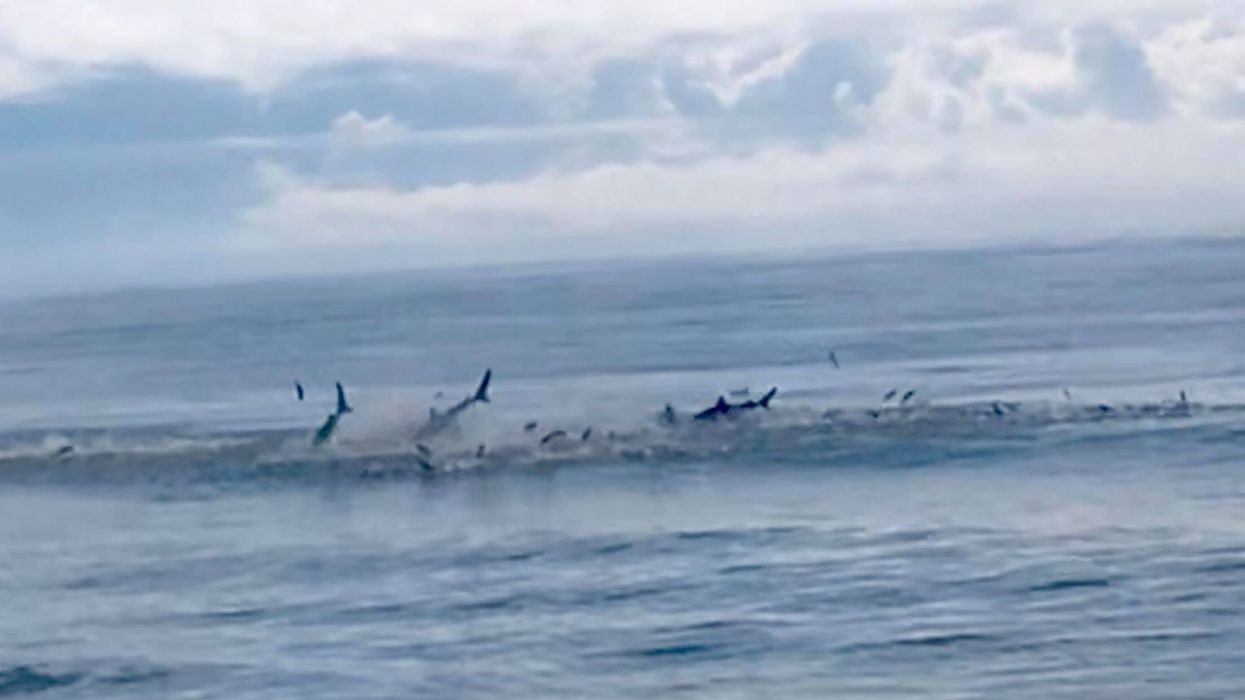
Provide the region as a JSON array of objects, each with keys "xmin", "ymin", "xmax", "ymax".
[{"xmin": 3, "ymin": 239, "xmax": 1245, "ymax": 698}]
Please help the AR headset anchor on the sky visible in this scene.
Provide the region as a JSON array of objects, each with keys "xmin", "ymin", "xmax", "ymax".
[{"xmin": 1, "ymin": 1, "xmax": 1244, "ymax": 295}]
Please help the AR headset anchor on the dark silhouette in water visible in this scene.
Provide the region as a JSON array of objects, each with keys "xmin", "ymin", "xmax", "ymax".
[
  {"xmin": 524, "ymin": 421, "xmax": 539, "ymax": 432},
  {"xmin": 313, "ymin": 382, "xmax": 353, "ymax": 446},
  {"xmin": 694, "ymin": 388, "xmax": 777, "ymax": 420},
  {"xmin": 695, "ymin": 396, "xmax": 731, "ymax": 421},
  {"xmin": 581, "ymin": 427, "xmax": 593, "ymax": 441},
  {"xmin": 883, "ymin": 389, "xmax": 898, "ymax": 402},
  {"xmin": 414, "ymin": 369, "xmax": 491, "ymax": 440},
  {"xmin": 295, "ymin": 382, "xmax": 305, "ymax": 401},
  {"xmin": 828, "ymin": 351, "xmax": 840, "ymax": 368},
  {"xmin": 901, "ymin": 390, "xmax": 916, "ymax": 405},
  {"xmin": 313, "ymin": 413, "xmax": 342, "ymax": 446},
  {"xmin": 540, "ymin": 430, "xmax": 568, "ymax": 445},
  {"xmin": 738, "ymin": 387, "xmax": 778, "ymax": 410},
  {"xmin": 660, "ymin": 404, "xmax": 677, "ymax": 425}
]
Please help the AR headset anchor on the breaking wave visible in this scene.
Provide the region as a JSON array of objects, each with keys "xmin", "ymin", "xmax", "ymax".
[{"xmin": 1, "ymin": 396, "xmax": 1239, "ymax": 485}]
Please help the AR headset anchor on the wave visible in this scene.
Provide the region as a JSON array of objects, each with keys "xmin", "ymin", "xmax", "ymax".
[
  {"xmin": 0, "ymin": 395, "xmax": 1240, "ymax": 485},
  {"xmin": 0, "ymin": 665, "xmax": 82, "ymax": 696}
]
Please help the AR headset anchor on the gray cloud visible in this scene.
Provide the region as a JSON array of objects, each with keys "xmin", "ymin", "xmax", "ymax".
[
  {"xmin": 727, "ymin": 39, "xmax": 891, "ymax": 144},
  {"xmin": 563, "ymin": 37, "xmax": 894, "ymax": 151},
  {"xmin": 1211, "ymin": 89, "xmax": 1245, "ymax": 119},
  {"xmin": 1071, "ymin": 23, "xmax": 1167, "ymax": 122},
  {"xmin": 932, "ymin": 46, "xmax": 991, "ymax": 87},
  {"xmin": 1022, "ymin": 23, "xmax": 1168, "ymax": 123}
]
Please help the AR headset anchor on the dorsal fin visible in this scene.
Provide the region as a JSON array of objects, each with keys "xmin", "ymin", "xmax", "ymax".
[
  {"xmin": 473, "ymin": 369, "xmax": 492, "ymax": 403},
  {"xmin": 758, "ymin": 387, "xmax": 778, "ymax": 408},
  {"xmin": 335, "ymin": 382, "xmax": 353, "ymax": 414}
]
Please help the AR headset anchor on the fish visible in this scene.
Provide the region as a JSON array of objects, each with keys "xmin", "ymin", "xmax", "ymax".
[{"xmin": 414, "ymin": 369, "xmax": 492, "ymax": 440}]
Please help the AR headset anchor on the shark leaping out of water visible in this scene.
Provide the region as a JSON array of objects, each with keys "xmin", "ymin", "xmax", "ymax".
[
  {"xmin": 693, "ymin": 387, "xmax": 777, "ymax": 421},
  {"xmin": 414, "ymin": 369, "xmax": 492, "ymax": 440},
  {"xmin": 313, "ymin": 382, "xmax": 353, "ymax": 446}
]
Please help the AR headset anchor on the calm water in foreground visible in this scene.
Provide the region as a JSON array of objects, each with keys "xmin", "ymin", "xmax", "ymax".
[{"xmin": 3, "ymin": 239, "xmax": 1245, "ymax": 698}]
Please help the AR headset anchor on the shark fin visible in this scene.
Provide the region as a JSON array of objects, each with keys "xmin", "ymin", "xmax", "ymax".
[
  {"xmin": 335, "ymin": 382, "xmax": 353, "ymax": 414},
  {"xmin": 473, "ymin": 369, "xmax": 492, "ymax": 403},
  {"xmin": 759, "ymin": 387, "xmax": 778, "ymax": 408}
]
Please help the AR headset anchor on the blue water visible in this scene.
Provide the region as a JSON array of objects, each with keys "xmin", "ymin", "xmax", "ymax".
[{"xmin": 3, "ymin": 239, "xmax": 1245, "ymax": 697}]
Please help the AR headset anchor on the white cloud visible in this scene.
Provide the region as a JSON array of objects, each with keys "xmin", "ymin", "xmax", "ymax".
[
  {"xmin": 0, "ymin": 52, "xmax": 59, "ymax": 100},
  {"xmin": 212, "ymin": 116, "xmax": 680, "ymax": 153},
  {"xmin": 229, "ymin": 113, "xmax": 1245, "ymax": 272},
  {"xmin": 1149, "ymin": 16, "xmax": 1245, "ymax": 118},
  {"xmin": 216, "ymin": 1, "xmax": 1245, "ymax": 272},
  {"xmin": 8, "ymin": 1, "xmax": 1245, "ymax": 291},
  {"xmin": 0, "ymin": 0, "xmax": 848, "ymax": 93},
  {"xmin": 0, "ymin": 0, "xmax": 1239, "ymax": 97},
  {"xmin": 329, "ymin": 111, "xmax": 410, "ymax": 148}
]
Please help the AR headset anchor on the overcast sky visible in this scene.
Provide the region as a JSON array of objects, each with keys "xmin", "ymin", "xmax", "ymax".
[{"xmin": 2, "ymin": 1, "xmax": 1244, "ymax": 294}]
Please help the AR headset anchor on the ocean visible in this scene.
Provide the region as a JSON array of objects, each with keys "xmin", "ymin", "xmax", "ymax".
[{"xmin": 3, "ymin": 238, "xmax": 1245, "ymax": 698}]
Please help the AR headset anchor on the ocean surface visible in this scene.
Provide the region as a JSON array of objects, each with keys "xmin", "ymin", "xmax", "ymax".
[{"xmin": 3, "ymin": 238, "xmax": 1245, "ymax": 698}]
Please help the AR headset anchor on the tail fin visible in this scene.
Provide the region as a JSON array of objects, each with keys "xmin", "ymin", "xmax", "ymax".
[
  {"xmin": 335, "ymin": 382, "xmax": 353, "ymax": 414},
  {"xmin": 473, "ymin": 369, "xmax": 492, "ymax": 403},
  {"xmin": 759, "ymin": 387, "xmax": 778, "ymax": 408}
]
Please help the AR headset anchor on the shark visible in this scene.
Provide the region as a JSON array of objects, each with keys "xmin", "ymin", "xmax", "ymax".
[
  {"xmin": 693, "ymin": 387, "xmax": 778, "ymax": 421},
  {"xmin": 413, "ymin": 369, "xmax": 492, "ymax": 440},
  {"xmin": 312, "ymin": 382, "xmax": 353, "ymax": 446}
]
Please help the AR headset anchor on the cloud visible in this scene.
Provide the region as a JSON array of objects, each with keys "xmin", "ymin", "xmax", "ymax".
[
  {"xmin": 714, "ymin": 38, "xmax": 893, "ymax": 145},
  {"xmin": 0, "ymin": 1, "xmax": 1234, "ymax": 98},
  {"xmin": 212, "ymin": 116, "xmax": 679, "ymax": 158},
  {"xmin": 0, "ymin": 53, "xmax": 53, "ymax": 99},
  {"xmin": 0, "ymin": 1, "xmax": 850, "ymax": 95},
  {"xmin": 1070, "ymin": 23, "xmax": 1166, "ymax": 121},
  {"xmin": 1148, "ymin": 16, "xmax": 1245, "ymax": 120},
  {"xmin": 329, "ymin": 111, "xmax": 410, "ymax": 147},
  {"xmin": 229, "ymin": 113, "xmax": 1245, "ymax": 274},
  {"xmin": 6, "ymin": 1, "xmax": 1245, "ymax": 294}
]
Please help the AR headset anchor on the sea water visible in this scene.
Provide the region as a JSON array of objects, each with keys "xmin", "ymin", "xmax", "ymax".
[{"xmin": 2, "ymin": 238, "xmax": 1245, "ymax": 698}]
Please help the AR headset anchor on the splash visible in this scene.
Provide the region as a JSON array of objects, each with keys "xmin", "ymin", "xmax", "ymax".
[{"xmin": 0, "ymin": 395, "xmax": 1237, "ymax": 484}]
